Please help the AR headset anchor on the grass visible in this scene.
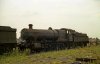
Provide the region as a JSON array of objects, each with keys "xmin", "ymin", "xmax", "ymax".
[{"xmin": 0, "ymin": 45, "xmax": 100, "ymax": 64}]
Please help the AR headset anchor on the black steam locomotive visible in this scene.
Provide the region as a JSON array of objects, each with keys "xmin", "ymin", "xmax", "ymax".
[
  {"xmin": 0, "ymin": 24, "xmax": 89, "ymax": 53},
  {"xmin": 19, "ymin": 24, "xmax": 89, "ymax": 52}
]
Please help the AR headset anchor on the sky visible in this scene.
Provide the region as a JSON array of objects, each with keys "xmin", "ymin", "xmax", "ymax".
[{"xmin": 0, "ymin": 0, "xmax": 100, "ymax": 38}]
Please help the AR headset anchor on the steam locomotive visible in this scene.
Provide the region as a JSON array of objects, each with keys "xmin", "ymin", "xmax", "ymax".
[{"xmin": 18, "ymin": 24, "xmax": 89, "ymax": 52}]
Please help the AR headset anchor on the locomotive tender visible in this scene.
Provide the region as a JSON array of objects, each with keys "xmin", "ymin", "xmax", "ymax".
[
  {"xmin": 19, "ymin": 24, "xmax": 89, "ymax": 52},
  {"xmin": 0, "ymin": 26, "xmax": 17, "ymax": 54}
]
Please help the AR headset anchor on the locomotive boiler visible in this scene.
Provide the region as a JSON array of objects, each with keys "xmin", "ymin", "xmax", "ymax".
[{"xmin": 19, "ymin": 24, "xmax": 89, "ymax": 52}]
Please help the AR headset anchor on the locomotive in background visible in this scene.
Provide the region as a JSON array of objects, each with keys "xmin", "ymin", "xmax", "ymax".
[
  {"xmin": 18, "ymin": 24, "xmax": 89, "ymax": 52},
  {"xmin": 0, "ymin": 26, "xmax": 17, "ymax": 54},
  {"xmin": 89, "ymin": 38, "xmax": 100, "ymax": 46}
]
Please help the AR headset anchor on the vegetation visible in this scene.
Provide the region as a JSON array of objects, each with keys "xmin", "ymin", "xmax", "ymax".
[{"xmin": 0, "ymin": 45, "xmax": 100, "ymax": 64}]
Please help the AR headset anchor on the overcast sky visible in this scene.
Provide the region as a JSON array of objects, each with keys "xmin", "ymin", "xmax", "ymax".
[{"xmin": 0, "ymin": 0, "xmax": 100, "ymax": 38}]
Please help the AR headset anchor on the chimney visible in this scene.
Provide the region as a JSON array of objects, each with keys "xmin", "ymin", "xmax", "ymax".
[{"xmin": 29, "ymin": 24, "xmax": 33, "ymax": 29}]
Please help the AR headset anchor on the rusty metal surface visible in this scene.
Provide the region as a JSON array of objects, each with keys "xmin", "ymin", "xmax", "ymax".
[{"xmin": 0, "ymin": 26, "xmax": 16, "ymax": 43}]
